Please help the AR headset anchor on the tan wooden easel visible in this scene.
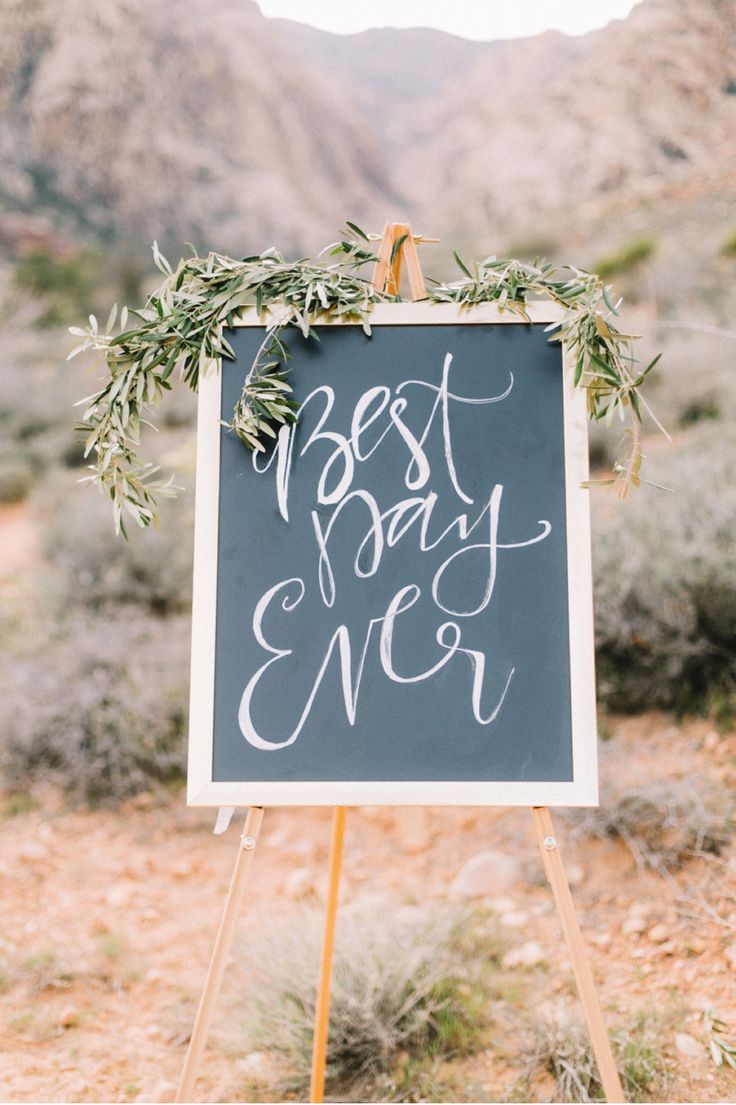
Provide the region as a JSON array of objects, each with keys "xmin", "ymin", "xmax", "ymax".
[{"xmin": 175, "ymin": 224, "xmax": 624, "ymax": 1105}]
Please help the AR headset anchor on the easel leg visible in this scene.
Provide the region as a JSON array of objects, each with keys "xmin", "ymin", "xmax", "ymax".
[
  {"xmin": 175, "ymin": 806, "xmax": 265, "ymax": 1104},
  {"xmin": 532, "ymin": 807, "xmax": 624, "ymax": 1103},
  {"xmin": 309, "ymin": 806, "xmax": 347, "ymax": 1104}
]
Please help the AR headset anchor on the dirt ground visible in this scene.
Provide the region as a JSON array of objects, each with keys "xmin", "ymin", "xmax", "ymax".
[{"xmin": 0, "ymin": 715, "xmax": 734, "ymax": 1105}]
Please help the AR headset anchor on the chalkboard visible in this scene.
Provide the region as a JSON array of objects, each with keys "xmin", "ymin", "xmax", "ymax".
[{"xmin": 188, "ymin": 303, "xmax": 598, "ymax": 806}]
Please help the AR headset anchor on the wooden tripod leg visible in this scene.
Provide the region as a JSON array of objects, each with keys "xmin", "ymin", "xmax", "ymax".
[
  {"xmin": 175, "ymin": 806, "xmax": 265, "ymax": 1104},
  {"xmin": 309, "ymin": 805, "xmax": 347, "ymax": 1104},
  {"xmin": 531, "ymin": 807, "xmax": 624, "ymax": 1104}
]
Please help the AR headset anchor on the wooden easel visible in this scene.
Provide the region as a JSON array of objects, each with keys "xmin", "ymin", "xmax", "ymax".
[{"xmin": 175, "ymin": 224, "xmax": 624, "ymax": 1105}]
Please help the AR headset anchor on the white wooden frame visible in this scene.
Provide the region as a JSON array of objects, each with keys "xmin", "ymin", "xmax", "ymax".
[{"xmin": 187, "ymin": 303, "xmax": 598, "ymax": 806}]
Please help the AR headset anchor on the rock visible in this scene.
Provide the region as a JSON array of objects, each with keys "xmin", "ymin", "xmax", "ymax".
[
  {"xmin": 724, "ymin": 942, "xmax": 736, "ymax": 968},
  {"xmin": 675, "ymin": 1033, "xmax": 703, "ymax": 1059},
  {"xmin": 503, "ymin": 941, "xmax": 545, "ymax": 969},
  {"xmin": 688, "ymin": 937, "xmax": 706, "ymax": 955},
  {"xmin": 488, "ymin": 896, "xmax": 518, "ymax": 914},
  {"xmin": 500, "ymin": 910, "xmax": 530, "ymax": 929},
  {"xmin": 704, "ymin": 731, "xmax": 719, "ymax": 751},
  {"xmin": 648, "ymin": 923, "xmax": 671, "ymax": 944},
  {"xmin": 237, "ymin": 1051, "xmax": 271, "ymax": 1082},
  {"xmin": 590, "ymin": 930, "xmax": 612, "ymax": 948},
  {"xmin": 566, "ymin": 864, "xmax": 585, "ymax": 887},
  {"xmin": 17, "ymin": 840, "xmax": 48, "ymax": 863},
  {"xmin": 145, "ymin": 1023, "xmax": 162, "ymax": 1039},
  {"xmin": 170, "ymin": 861, "xmax": 193, "ymax": 880},
  {"xmin": 105, "ymin": 881, "xmax": 135, "ymax": 907},
  {"xmin": 59, "ymin": 1004, "xmax": 79, "ymax": 1028},
  {"xmin": 151, "ymin": 1078, "xmax": 177, "ymax": 1103},
  {"xmin": 622, "ymin": 914, "xmax": 648, "ymax": 936},
  {"xmin": 450, "ymin": 851, "xmax": 521, "ymax": 898},
  {"xmin": 282, "ymin": 866, "xmax": 314, "ymax": 899}
]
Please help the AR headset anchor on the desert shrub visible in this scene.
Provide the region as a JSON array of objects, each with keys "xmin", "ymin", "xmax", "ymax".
[
  {"xmin": 13, "ymin": 248, "xmax": 105, "ymax": 327},
  {"xmin": 40, "ymin": 473, "xmax": 194, "ymax": 616},
  {"xmin": 679, "ymin": 395, "xmax": 720, "ymax": 427},
  {"xmin": 595, "ymin": 235, "xmax": 657, "ymax": 279},
  {"xmin": 0, "ymin": 457, "xmax": 34, "ymax": 503},
  {"xmin": 720, "ymin": 227, "xmax": 736, "ymax": 258},
  {"xmin": 564, "ymin": 777, "xmax": 732, "ymax": 872},
  {"xmin": 0, "ymin": 612, "xmax": 189, "ymax": 803},
  {"xmin": 592, "ymin": 425, "xmax": 736, "ymax": 715},
  {"xmin": 523, "ymin": 1004, "xmax": 665, "ymax": 1102},
  {"xmin": 238, "ymin": 903, "xmax": 493, "ymax": 1100}
]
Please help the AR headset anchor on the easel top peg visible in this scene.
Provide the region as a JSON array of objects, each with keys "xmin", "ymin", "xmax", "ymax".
[{"xmin": 370, "ymin": 221, "xmax": 435, "ymax": 301}]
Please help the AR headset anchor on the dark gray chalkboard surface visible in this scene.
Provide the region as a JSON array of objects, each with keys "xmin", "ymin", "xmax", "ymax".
[{"xmin": 188, "ymin": 304, "xmax": 598, "ymax": 806}]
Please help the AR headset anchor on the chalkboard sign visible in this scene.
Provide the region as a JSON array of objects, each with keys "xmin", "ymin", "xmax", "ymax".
[{"xmin": 188, "ymin": 304, "xmax": 597, "ymax": 806}]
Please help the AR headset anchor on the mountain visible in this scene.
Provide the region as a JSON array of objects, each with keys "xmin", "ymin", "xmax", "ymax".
[
  {"xmin": 394, "ymin": 0, "xmax": 736, "ymax": 240},
  {"xmin": 0, "ymin": 0, "xmax": 400, "ymax": 255},
  {"xmin": 0, "ymin": 0, "xmax": 734, "ymax": 257}
]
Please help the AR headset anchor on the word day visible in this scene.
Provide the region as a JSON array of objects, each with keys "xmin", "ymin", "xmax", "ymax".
[{"xmin": 239, "ymin": 352, "xmax": 552, "ymax": 750}]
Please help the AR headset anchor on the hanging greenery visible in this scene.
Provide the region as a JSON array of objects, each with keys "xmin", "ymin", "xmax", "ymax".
[{"xmin": 69, "ymin": 224, "xmax": 665, "ymax": 536}]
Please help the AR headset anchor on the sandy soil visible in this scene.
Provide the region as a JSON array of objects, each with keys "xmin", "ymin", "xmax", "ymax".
[{"xmin": 0, "ymin": 715, "xmax": 735, "ymax": 1105}]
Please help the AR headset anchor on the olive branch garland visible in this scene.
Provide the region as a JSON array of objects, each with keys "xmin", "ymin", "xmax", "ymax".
[{"xmin": 69, "ymin": 224, "xmax": 666, "ymax": 536}]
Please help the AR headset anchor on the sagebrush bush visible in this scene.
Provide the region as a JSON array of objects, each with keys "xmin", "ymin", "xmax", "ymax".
[
  {"xmin": 0, "ymin": 613, "xmax": 189, "ymax": 803},
  {"xmin": 523, "ymin": 1003, "xmax": 665, "ymax": 1102},
  {"xmin": 39, "ymin": 472, "xmax": 194, "ymax": 616},
  {"xmin": 0, "ymin": 457, "xmax": 34, "ymax": 503},
  {"xmin": 564, "ymin": 776, "xmax": 732, "ymax": 871},
  {"xmin": 238, "ymin": 903, "xmax": 492, "ymax": 1099},
  {"xmin": 592, "ymin": 425, "xmax": 736, "ymax": 715}
]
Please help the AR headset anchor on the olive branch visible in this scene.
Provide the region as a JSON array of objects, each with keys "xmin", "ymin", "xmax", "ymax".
[{"xmin": 69, "ymin": 224, "xmax": 666, "ymax": 536}]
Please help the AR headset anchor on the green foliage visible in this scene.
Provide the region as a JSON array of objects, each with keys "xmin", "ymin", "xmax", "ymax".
[
  {"xmin": 594, "ymin": 236, "xmax": 657, "ymax": 279},
  {"xmin": 720, "ymin": 227, "xmax": 736, "ymax": 258},
  {"xmin": 14, "ymin": 248, "xmax": 105, "ymax": 327},
  {"xmin": 0, "ymin": 457, "xmax": 34, "ymax": 503},
  {"xmin": 240, "ymin": 903, "xmax": 493, "ymax": 1099},
  {"xmin": 0, "ymin": 613, "xmax": 189, "ymax": 804},
  {"xmin": 679, "ymin": 395, "xmax": 720, "ymax": 427},
  {"xmin": 524, "ymin": 1004, "xmax": 665, "ymax": 1102},
  {"xmin": 69, "ymin": 227, "xmax": 662, "ymax": 534}
]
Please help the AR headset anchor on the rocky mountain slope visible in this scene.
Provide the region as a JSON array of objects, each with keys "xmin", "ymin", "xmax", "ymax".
[
  {"xmin": 0, "ymin": 0, "xmax": 398, "ymax": 254},
  {"xmin": 0, "ymin": 0, "xmax": 734, "ymax": 255},
  {"xmin": 396, "ymin": 0, "xmax": 736, "ymax": 238}
]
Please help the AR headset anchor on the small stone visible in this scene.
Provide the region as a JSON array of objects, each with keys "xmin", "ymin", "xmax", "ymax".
[
  {"xmin": 145, "ymin": 1023, "xmax": 162, "ymax": 1039},
  {"xmin": 151, "ymin": 1079, "xmax": 177, "ymax": 1103},
  {"xmin": 170, "ymin": 861, "xmax": 192, "ymax": 880},
  {"xmin": 17, "ymin": 841, "xmax": 48, "ymax": 863},
  {"xmin": 237, "ymin": 1051, "xmax": 270, "ymax": 1081},
  {"xmin": 500, "ymin": 910, "xmax": 530, "ymax": 929},
  {"xmin": 590, "ymin": 930, "xmax": 612, "ymax": 948},
  {"xmin": 688, "ymin": 937, "xmax": 706, "ymax": 955},
  {"xmin": 622, "ymin": 914, "xmax": 648, "ymax": 936},
  {"xmin": 675, "ymin": 1033, "xmax": 703, "ymax": 1059},
  {"xmin": 450, "ymin": 851, "xmax": 521, "ymax": 898},
  {"xmin": 105, "ymin": 881, "xmax": 135, "ymax": 907},
  {"xmin": 282, "ymin": 866, "xmax": 314, "ymax": 899},
  {"xmin": 489, "ymin": 896, "xmax": 518, "ymax": 914},
  {"xmin": 723, "ymin": 942, "xmax": 736, "ymax": 968},
  {"xmin": 648, "ymin": 923, "xmax": 671, "ymax": 944},
  {"xmin": 59, "ymin": 1004, "xmax": 79, "ymax": 1028},
  {"xmin": 503, "ymin": 941, "xmax": 545, "ymax": 968},
  {"xmin": 566, "ymin": 864, "xmax": 585, "ymax": 887},
  {"xmin": 704, "ymin": 731, "xmax": 719, "ymax": 752}
]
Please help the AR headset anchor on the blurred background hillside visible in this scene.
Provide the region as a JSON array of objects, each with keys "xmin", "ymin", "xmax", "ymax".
[{"xmin": 1, "ymin": 0, "xmax": 736, "ymax": 1101}]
